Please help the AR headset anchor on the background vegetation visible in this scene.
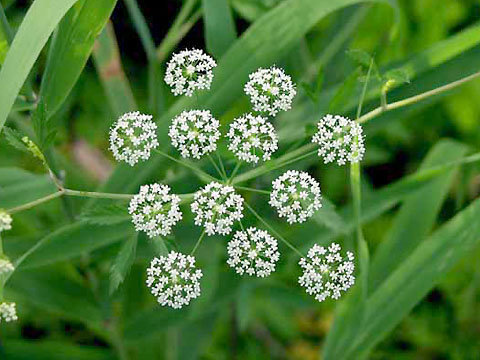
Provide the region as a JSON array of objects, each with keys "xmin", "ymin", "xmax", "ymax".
[{"xmin": 0, "ymin": 0, "xmax": 480, "ymax": 359}]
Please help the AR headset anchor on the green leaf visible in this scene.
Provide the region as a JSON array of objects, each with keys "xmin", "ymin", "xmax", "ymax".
[
  {"xmin": 341, "ymin": 196, "xmax": 480, "ymax": 359},
  {"xmin": 0, "ymin": 168, "xmax": 55, "ymax": 209},
  {"xmin": 202, "ymin": 0, "xmax": 237, "ymax": 58},
  {"xmin": 8, "ymin": 266, "xmax": 102, "ymax": 325},
  {"xmin": 0, "ymin": 0, "xmax": 79, "ymax": 134},
  {"xmin": 323, "ymin": 140, "xmax": 468, "ymax": 359},
  {"xmin": 81, "ymin": 203, "xmax": 130, "ymax": 226},
  {"xmin": 109, "ymin": 234, "xmax": 138, "ymax": 294},
  {"xmin": 16, "ymin": 220, "xmax": 134, "ymax": 269},
  {"xmin": 37, "ymin": 0, "xmax": 117, "ymax": 119},
  {"xmin": 92, "ymin": 22, "xmax": 137, "ymax": 117},
  {"xmin": 370, "ymin": 140, "xmax": 467, "ymax": 290},
  {"xmin": 2, "ymin": 126, "xmax": 29, "ymax": 153}
]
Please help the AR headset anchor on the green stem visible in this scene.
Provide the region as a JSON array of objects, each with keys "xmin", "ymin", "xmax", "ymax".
[
  {"xmin": 231, "ymin": 145, "xmax": 316, "ymax": 185},
  {"xmin": 350, "ymin": 162, "xmax": 369, "ymax": 301},
  {"xmin": 216, "ymin": 152, "xmax": 228, "ymax": 180},
  {"xmin": 228, "ymin": 162, "xmax": 242, "ymax": 184},
  {"xmin": 0, "ymin": 3, "xmax": 14, "ymax": 43},
  {"xmin": 7, "ymin": 191, "xmax": 65, "ymax": 214},
  {"xmin": 190, "ymin": 229, "xmax": 207, "ymax": 255},
  {"xmin": 234, "ymin": 186, "xmax": 271, "ymax": 195},
  {"xmin": 208, "ymin": 154, "xmax": 226, "ymax": 181},
  {"xmin": 63, "ymin": 189, "xmax": 133, "ymax": 200},
  {"xmin": 358, "ymin": 70, "xmax": 480, "ymax": 124},
  {"xmin": 154, "ymin": 149, "xmax": 218, "ymax": 182},
  {"xmin": 244, "ymin": 202, "xmax": 304, "ymax": 258}
]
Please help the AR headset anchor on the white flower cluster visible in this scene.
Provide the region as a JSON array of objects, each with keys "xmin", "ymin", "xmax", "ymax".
[
  {"xmin": 244, "ymin": 66, "xmax": 296, "ymax": 116},
  {"xmin": 312, "ymin": 114, "xmax": 365, "ymax": 166},
  {"xmin": 109, "ymin": 112, "xmax": 159, "ymax": 166},
  {"xmin": 0, "ymin": 302, "xmax": 18, "ymax": 322},
  {"xmin": 191, "ymin": 182, "xmax": 244, "ymax": 236},
  {"xmin": 270, "ymin": 170, "xmax": 322, "ymax": 224},
  {"xmin": 0, "ymin": 210, "xmax": 12, "ymax": 233},
  {"xmin": 299, "ymin": 243, "xmax": 355, "ymax": 302},
  {"xmin": 165, "ymin": 49, "xmax": 217, "ymax": 97},
  {"xmin": 0, "ymin": 258, "xmax": 14, "ymax": 275},
  {"xmin": 146, "ymin": 251, "xmax": 203, "ymax": 309},
  {"xmin": 129, "ymin": 184, "xmax": 182, "ymax": 238},
  {"xmin": 169, "ymin": 110, "xmax": 221, "ymax": 159},
  {"xmin": 227, "ymin": 113, "xmax": 278, "ymax": 164},
  {"xmin": 227, "ymin": 227, "xmax": 280, "ymax": 277}
]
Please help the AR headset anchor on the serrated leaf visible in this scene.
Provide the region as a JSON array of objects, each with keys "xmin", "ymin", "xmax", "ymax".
[
  {"xmin": 109, "ymin": 234, "xmax": 138, "ymax": 294},
  {"xmin": 2, "ymin": 126, "xmax": 29, "ymax": 153},
  {"xmin": 81, "ymin": 204, "xmax": 130, "ymax": 225}
]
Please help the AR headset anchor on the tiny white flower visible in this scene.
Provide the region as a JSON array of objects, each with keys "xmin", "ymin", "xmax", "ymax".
[
  {"xmin": 227, "ymin": 227, "xmax": 280, "ymax": 277},
  {"xmin": 227, "ymin": 113, "xmax": 278, "ymax": 164},
  {"xmin": 0, "ymin": 258, "xmax": 14, "ymax": 275},
  {"xmin": 0, "ymin": 210, "xmax": 12, "ymax": 233},
  {"xmin": 299, "ymin": 243, "xmax": 355, "ymax": 302},
  {"xmin": 109, "ymin": 111, "xmax": 159, "ymax": 166},
  {"xmin": 169, "ymin": 110, "xmax": 221, "ymax": 159},
  {"xmin": 244, "ymin": 66, "xmax": 296, "ymax": 116},
  {"xmin": 191, "ymin": 182, "xmax": 244, "ymax": 236},
  {"xmin": 165, "ymin": 49, "xmax": 217, "ymax": 97},
  {"xmin": 270, "ymin": 170, "xmax": 322, "ymax": 224},
  {"xmin": 129, "ymin": 184, "xmax": 182, "ymax": 238},
  {"xmin": 146, "ymin": 251, "xmax": 203, "ymax": 309},
  {"xmin": 312, "ymin": 114, "xmax": 365, "ymax": 166},
  {"xmin": 0, "ymin": 302, "xmax": 18, "ymax": 322}
]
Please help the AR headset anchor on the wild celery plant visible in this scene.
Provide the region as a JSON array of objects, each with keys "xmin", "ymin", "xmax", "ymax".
[{"xmin": 1, "ymin": 0, "xmax": 480, "ymax": 359}]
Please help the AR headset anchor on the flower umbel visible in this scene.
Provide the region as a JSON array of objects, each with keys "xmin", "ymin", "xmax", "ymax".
[
  {"xmin": 244, "ymin": 66, "xmax": 296, "ymax": 116},
  {"xmin": 109, "ymin": 111, "xmax": 159, "ymax": 166},
  {"xmin": 129, "ymin": 184, "xmax": 182, "ymax": 238},
  {"xmin": 146, "ymin": 251, "xmax": 203, "ymax": 309},
  {"xmin": 270, "ymin": 170, "xmax": 322, "ymax": 224},
  {"xmin": 227, "ymin": 227, "xmax": 280, "ymax": 277},
  {"xmin": 0, "ymin": 210, "xmax": 12, "ymax": 233},
  {"xmin": 191, "ymin": 182, "xmax": 244, "ymax": 236},
  {"xmin": 227, "ymin": 113, "xmax": 279, "ymax": 164},
  {"xmin": 312, "ymin": 114, "xmax": 365, "ymax": 165},
  {"xmin": 299, "ymin": 243, "xmax": 355, "ymax": 302},
  {"xmin": 0, "ymin": 258, "xmax": 14, "ymax": 275},
  {"xmin": 0, "ymin": 302, "xmax": 18, "ymax": 322},
  {"xmin": 165, "ymin": 49, "xmax": 217, "ymax": 97},
  {"xmin": 169, "ymin": 110, "xmax": 221, "ymax": 159}
]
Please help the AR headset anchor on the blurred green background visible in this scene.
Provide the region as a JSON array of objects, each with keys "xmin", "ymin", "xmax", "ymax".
[{"xmin": 0, "ymin": 0, "xmax": 480, "ymax": 359}]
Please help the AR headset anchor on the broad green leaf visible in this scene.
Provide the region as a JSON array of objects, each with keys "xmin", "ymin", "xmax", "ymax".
[
  {"xmin": 109, "ymin": 233, "xmax": 138, "ymax": 294},
  {"xmin": 0, "ymin": 0, "xmax": 79, "ymax": 134},
  {"xmin": 0, "ymin": 168, "xmax": 55, "ymax": 209},
  {"xmin": 37, "ymin": 0, "xmax": 117, "ymax": 119},
  {"xmin": 80, "ymin": 203, "xmax": 130, "ymax": 226},
  {"xmin": 202, "ymin": 0, "xmax": 237, "ymax": 58},
  {"xmin": 93, "ymin": 22, "xmax": 137, "ymax": 117},
  {"xmin": 2, "ymin": 340, "xmax": 114, "ymax": 360},
  {"xmin": 16, "ymin": 220, "xmax": 134, "ymax": 269},
  {"xmin": 342, "ymin": 196, "xmax": 480, "ymax": 358},
  {"xmin": 8, "ymin": 266, "xmax": 102, "ymax": 325},
  {"xmin": 370, "ymin": 140, "xmax": 467, "ymax": 290}
]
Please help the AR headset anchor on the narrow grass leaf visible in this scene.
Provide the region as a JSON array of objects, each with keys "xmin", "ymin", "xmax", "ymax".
[{"xmin": 0, "ymin": 0, "xmax": 78, "ymax": 134}]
